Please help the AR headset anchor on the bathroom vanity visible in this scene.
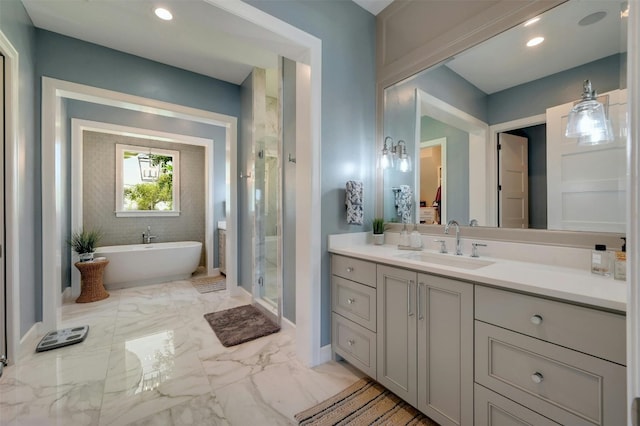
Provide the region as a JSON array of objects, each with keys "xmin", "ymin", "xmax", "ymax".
[{"xmin": 330, "ymin": 233, "xmax": 626, "ymax": 426}]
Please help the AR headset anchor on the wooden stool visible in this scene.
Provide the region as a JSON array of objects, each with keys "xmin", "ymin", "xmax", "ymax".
[{"xmin": 74, "ymin": 259, "xmax": 110, "ymax": 303}]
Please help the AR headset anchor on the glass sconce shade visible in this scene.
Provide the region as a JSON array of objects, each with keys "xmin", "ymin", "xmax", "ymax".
[
  {"xmin": 395, "ymin": 140, "xmax": 412, "ymax": 172},
  {"xmin": 380, "ymin": 136, "xmax": 412, "ymax": 172},
  {"xmin": 379, "ymin": 136, "xmax": 394, "ymax": 169},
  {"xmin": 565, "ymin": 80, "xmax": 614, "ymax": 144}
]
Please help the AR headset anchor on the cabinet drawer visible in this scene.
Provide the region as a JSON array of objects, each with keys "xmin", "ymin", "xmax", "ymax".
[
  {"xmin": 332, "ymin": 276, "xmax": 376, "ymax": 331},
  {"xmin": 475, "ymin": 321, "xmax": 626, "ymax": 426},
  {"xmin": 331, "ymin": 255, "xmax": 376, "ymax": 288},
  {"xmin": 332, "ymin": 313, "xmax": 376, "ymax": 379},
  {"xmin": 475, "ymin": 286, "xmax": 625, "ymax": 365},
  {"xmin": 474, "ymin": 384, "xmax": 560, "ymax": 426}
]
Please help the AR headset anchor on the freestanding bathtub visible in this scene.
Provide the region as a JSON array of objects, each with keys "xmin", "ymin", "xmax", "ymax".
[{"xmin": 95, "ymin": 241, "xmax": 202, "ymax": 289}]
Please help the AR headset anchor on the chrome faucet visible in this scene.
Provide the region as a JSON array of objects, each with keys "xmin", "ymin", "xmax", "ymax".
[
  {"xmin": 143, "ymin": 225, "xmax": 157, "ymax": 244},
  {"xmin": 444, "ymin": 219, "xmax": 463, "ymax": 255}
]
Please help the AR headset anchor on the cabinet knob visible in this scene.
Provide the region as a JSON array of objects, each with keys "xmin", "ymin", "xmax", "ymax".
[
  {"xmin": 346, "ymin": 267, "xmax": 354, "ymax": 273},
  {"xmin": 347, "ymin": 339, "xmax": 355, "ymax": 346},
  {"xmin": 530, "ymin": 314, "xmax": 543, "ymax": 325},
  {"xmin": 531, "ymin": 372, "xmax": 544, "ymax": 384},
  {"xmin": 346, "ymin": 298, "xmax": 355, "ymax": 305}
]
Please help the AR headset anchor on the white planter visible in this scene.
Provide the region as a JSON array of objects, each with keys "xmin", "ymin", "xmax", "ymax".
[
  {"xmin": 373, "ymin": 233, "xmax": 385, "ymax": 245},
  {"xmin": 78, "ymin": 252, "xmax": 95, "ymax": 262}
]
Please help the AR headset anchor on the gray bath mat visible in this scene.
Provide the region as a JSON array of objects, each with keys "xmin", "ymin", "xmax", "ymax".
[
  {"xmin": 191, "ymin": 275, "xmax": 226, "ymax": 293},
  {"xmin": 204, "ymin": 305, "xmax": 280, "ymax": 347}
]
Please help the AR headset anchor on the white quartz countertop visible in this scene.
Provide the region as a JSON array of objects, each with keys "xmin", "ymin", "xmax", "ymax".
[{"xmin": 329, "ymin": 243, "xmax": 627, "ymax": 313}]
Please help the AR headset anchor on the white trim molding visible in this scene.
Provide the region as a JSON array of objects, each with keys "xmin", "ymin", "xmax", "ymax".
[
  {"xmin": 42, "ymin": 0, "xmax": 323, "ymax": 367},
  {"xmin": 0, "ymin": 30, "xmax": 21, "ymax": 364},
  {"xmin": 70, "ymin": 119, "xmax": 216, "ymax": 297},
  {"xmin": 627, "ymin": 0, "xmax": 639, "ymax": 420},
  {"xmin": 204, "ymin": 0, "xmax": 324, "ymax": 367},
  {"xmin": 42, "ymin": 77, "xmax": 238, "ymax": 336}
]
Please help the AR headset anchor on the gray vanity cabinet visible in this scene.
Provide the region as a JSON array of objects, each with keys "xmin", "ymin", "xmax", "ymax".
[
  {"xmin": 416, "ymin": 273, "xmax": 473, "ymax": 426},
  {"xmin": 331, "ymin": 255, "xmax": 378, "ymax": 378},
  {"xmin": 475, "ymin": 286, "xmax": 626, "ymax": 425},
  {"xmin": 376, "ymin": 265, "xmax": 474, "ymax": 426},
  {"xmin": 376, "ymin": 265, "xmax": 418, "ymax": 404}
]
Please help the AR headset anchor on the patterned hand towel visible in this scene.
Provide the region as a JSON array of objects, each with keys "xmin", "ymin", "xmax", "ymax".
[
  {"xmin": 396, "ymin": 185, "xmax": 413, "ymax": 223},
  {"xmin": 345, "ymin": 180, "xmax": 364, "ymax": 225}
]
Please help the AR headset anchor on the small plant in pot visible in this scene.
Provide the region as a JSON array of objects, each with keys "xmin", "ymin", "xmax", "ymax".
[
  {"xmin": 69, "ymin": 228, "xmax": 102, "ymax": 262},
  {"xmin": 372, "ymin": 218, "xmax": 385, "ymax": 245}
]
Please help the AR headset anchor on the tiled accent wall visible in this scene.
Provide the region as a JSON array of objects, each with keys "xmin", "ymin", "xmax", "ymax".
[{"xmin": 83, "ymin": 131, "xmax": 206, "ymax": 264}]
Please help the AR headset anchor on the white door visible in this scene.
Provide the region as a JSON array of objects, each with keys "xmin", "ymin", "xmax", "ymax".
[
  {"xmin": 498, "ymin": 133, "xmax": 528, "ymax": 228},
  {"xmin": 546, "ymin": 90, "xmax": 626, "ymax": 232},
  {"xmin": 0, "ymin": 54, "xmax": 6, "ymax": 374}
]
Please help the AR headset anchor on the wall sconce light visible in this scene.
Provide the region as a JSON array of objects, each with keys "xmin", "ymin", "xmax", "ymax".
[
  {"xmin": 565, "ymin": 80, "xmax": 614, "ymax": 145},
  {"xmin": 380, "ymin": 137, "xmax": 412, "ymax": 173}
]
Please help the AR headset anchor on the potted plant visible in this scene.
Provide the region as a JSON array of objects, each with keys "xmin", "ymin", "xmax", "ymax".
[
  {"xmin": 69, "ymin": 228, "xmax": 102, "ymax": 262},
  {"xmin": 372, "ymin": 218, "xmax": 385, "ymax": 245}
]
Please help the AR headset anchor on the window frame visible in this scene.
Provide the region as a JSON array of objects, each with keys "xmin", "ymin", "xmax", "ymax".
[{"xmin": 115, "ymin": 144, "xmax": 181, "ymax": 217}]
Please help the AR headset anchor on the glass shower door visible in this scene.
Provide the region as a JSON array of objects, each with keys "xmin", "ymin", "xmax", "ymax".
[{"xmin": 253, "ymin": 66, "xmax": 282, "ymax": 322}]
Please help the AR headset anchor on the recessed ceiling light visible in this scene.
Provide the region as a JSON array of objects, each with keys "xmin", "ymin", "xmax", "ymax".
[
  {"xmin": 154, "ymin": 7, "xmax": 173, "ymax": 21},
  {"xmin": 526, "ymin": 36, "xmax": 545, "ymax": 47},
  {"xmin": 524, "ymin": 17, "xmax": 540, "ymax": 27}
]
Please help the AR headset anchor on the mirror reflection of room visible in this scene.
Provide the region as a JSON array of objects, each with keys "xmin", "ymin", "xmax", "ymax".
[
  {"xmin": 419, "ymin": 139, "xmax": 442, "ymax": 225},
  {"xmin": 383, "ymin": 0, "xmax": 627, "ymax": 233}
]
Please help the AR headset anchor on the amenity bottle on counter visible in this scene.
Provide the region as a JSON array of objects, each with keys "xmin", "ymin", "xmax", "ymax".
[
  {"xmin": 591, "ymin": 244, "xmax": 612, "ymax": 276},
  {"xmin": 410, "ymin": 223, "xmax": 422, "ymax": 248},
  {"xmin": 399, "ymin": 223, "xmax": 409, "ymax": 247},
  {"xmin": 614, "ymin": 238, "xmax": 626, "ymax": 281}
]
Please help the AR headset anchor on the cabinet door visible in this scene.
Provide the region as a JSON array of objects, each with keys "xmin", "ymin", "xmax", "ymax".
[
  {"xmin": 417, "ymin": 273, "xmax": 473, "ymax": 426},
  {"xmin": 377, "ymin": 265, "xmax": 417, "ymax": 405}
]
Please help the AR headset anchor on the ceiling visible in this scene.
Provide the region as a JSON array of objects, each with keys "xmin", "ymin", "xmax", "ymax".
[
  {"xmin": 23, "ymin": 0, "xmax": 621, "ymax": 95},
  {"xmin": 22, "ymin": 0, "xmax": 392, "ymax": 87},
  {"xmin": 22, "ymin": 0, "xmax": 310, "ymax": 85}
]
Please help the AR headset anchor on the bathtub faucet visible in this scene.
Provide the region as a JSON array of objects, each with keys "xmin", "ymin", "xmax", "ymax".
[{"xmin": 143, "ymin": 226, "xmax": 157, "ymax": 244}]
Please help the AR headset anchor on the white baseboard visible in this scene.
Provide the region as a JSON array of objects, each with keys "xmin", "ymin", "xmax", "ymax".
[
  {"xmin": 62, "ymin": 286, "xmax": 73, "ymax": 303},
  {"xmin": 281, "ymin": 315, "xmax": 295, "ymax": 331},
  {"xmin": 17, "ymin": 321, "xmax": 43, "ymax": 361}
]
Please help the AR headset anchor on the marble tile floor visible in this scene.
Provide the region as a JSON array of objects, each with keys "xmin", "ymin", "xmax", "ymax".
[{"xmin": 0, "ymin": 278, "xmax": 362, "ymax": 425}]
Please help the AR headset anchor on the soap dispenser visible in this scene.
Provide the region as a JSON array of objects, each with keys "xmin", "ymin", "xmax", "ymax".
[
  {"xmin": 614, "ymin": 237, "xmax": 626, "ymax": 281},
  {"xmin": 399, "ymin": 223, "xmax": 409, "ymax": 247},
  {"xmin": 410, "ymin": 223, "xmax": 422, "ymax": 248}
]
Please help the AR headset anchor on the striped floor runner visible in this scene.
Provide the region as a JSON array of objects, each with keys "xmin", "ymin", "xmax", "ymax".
[{"xmin": 294, "ymin": 377, "xmax": 438, "ymax": 425}]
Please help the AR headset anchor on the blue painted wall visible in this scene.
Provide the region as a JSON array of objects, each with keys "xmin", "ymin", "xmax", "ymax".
[
  {"xmin": 36, "ymin": 30, "xmax": 241, "ymax": 118},
  {"xmin": 488, "ymin": 54, "xmax": 622, "ymax": 124},
  {"xmin": 0, "ymin": 0, "xmax": 38, "ymax": 336},
  {"xmin": 244, "ymin": 0, "xmax": 377, "ymax": 345},
  {"xmin": 33, "ymin": 29, "xmax": 240, "ymax": 338}
]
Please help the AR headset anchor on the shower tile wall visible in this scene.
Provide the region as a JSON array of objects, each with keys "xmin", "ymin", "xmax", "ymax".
[{"xmin": 83, "ymin": 131, "xmax": 206, "ymax": 263}]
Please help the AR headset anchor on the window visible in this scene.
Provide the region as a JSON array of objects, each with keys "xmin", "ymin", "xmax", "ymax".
[{"xmin": 115, "ymin": 144, "xmax": 180, "ymax": 217}]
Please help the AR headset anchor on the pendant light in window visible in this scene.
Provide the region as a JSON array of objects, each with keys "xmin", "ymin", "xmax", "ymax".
[{"xmin": 565, "ymin": 80, "xmax": 614, "ymax": 145}]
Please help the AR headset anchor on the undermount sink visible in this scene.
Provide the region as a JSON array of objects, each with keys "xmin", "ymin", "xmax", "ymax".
[{"xmin": 396, "ymin": 251, "xmax": 494, "ymax": 270}]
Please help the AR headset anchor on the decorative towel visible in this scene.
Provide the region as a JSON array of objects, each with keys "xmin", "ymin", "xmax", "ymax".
[
  {"xmin": 396, "ymin": 185, "xmax": 413, "ymax": 223},
  {"xmin": 345, "ymin": 181, "xmax": 364, "ymax": 225}
]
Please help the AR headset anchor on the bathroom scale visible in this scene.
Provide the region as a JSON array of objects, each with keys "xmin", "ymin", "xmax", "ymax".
[{"xmin": 35, "ymin": 325, "xmax": 89, "ymax": 352}]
